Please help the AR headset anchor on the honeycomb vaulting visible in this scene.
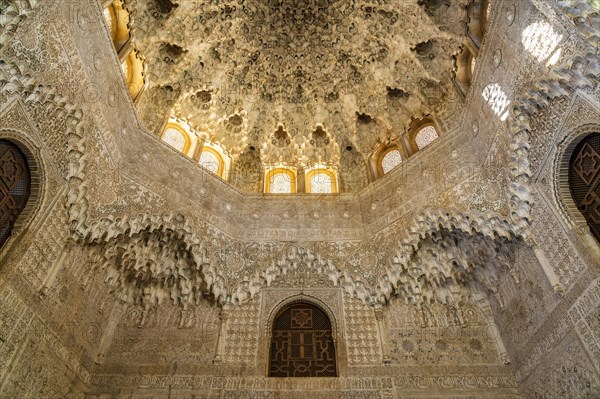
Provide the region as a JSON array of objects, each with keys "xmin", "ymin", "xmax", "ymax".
[
  {"xmin": 131, "ymin": 0, "xmax": 468, "ymax": 165},
  {"xmin": 0, "ymin": 0, "xmax": 599, "ymax": 398}
]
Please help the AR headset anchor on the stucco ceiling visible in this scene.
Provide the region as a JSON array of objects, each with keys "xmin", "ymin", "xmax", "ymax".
[{"xmin": 127, "ymin": 0, "xmax": 471, "ymax": 166}]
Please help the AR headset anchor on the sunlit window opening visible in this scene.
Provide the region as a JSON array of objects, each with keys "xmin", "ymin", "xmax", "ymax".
[
  {"xmin": 162, "ymin": 127, "xmax": 188, "ymax": 153},
  {"xmin": 265, "ymin": 168, "xmax": 297, "ymax": 194},
  {"xmin": 272, "ymin": 173, "xmax": 292, "ymax": 193},
  {"xmin": 103, "ymin": 1, "xmax": 131, "ymax": 52},
  {"xmin": 381, "ymin": 150, "xmax": 402, "ymax": 174},
  {"xmin": 122, "ymin": 50, "xmax": 146, "ymax": 100},
  {"xmin": 415, "ymin": 126, "xmax": 439, "ymax": 150},
  {"xmin": 160, "ymin": 120, "xmax": 230, "ymax": 178},
  {"xmin": 482, "ymin": 83, "xmax": 510, "ymax": 121},
  {"xmin": 305, "ymin": 166, "xmax": 338, "ymax": 193},
  {"xmin": 310, "ymin": 173, "xmax": 332, "ymax": 193},
  {"xmin": 200, "ymin": 151, "xmax": 219, "ymax": 174},
  {"xmin": 103, "ymin": 1, "xmax": 143, "ymax": 100},
  {"xmin": 161, "ymin": 120, "xmax": 194, "ymax": 155},
  {"xmin": 103, "ymin": 8, "xmax": 112, "ymax": 28},
  {"xmin": 121, "ymin": 59, "xmax": 129, "ymax": 82},
  {"xmin": 521, "ymin": 21, "xmax": 562, "ymax": 66},
  {"xmin": 199, "ymin": 145, "xmax": 225, "ymax": 177}
]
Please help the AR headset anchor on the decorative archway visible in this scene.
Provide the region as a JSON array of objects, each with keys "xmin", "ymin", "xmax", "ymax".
[
  {"xmin": 567, "ymin": 132, "xmax": 600, "ymax": 243},
  {"xmin": 268, "ymin": 301, "xmax": 337, "ymax": 377},
  {"xmin": 0, "ymin": 139, "xmax": 31, "ymax": 249},
  {"xmin": 553, "ymin": 124, "xmax": 600, "ymax": 250}
]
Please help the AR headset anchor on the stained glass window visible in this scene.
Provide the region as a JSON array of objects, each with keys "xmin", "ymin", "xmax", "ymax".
[
  {"xmin": 310, "ymin": 173, "xmax": 333, "ymax": 193},
  {"xmin": 200, "ymin": 150, "xmax": 220, "ymax": 174},
  {"xmin": 270, "ymin": 172, "xmax": 292, "ymax": 194},
  {"xmin": 415, "ymin": 126, "xmax": 439, "ymax": 150},
  {"xmin": 381, "ymin": 150, "xmax": 402, "ymax": 174},
  {"xmin": 162, "ymin": 128, "xmax": 186, "ymax": 152}
]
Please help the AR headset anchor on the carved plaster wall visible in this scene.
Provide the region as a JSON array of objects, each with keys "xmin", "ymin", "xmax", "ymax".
[{"xmin": 0, "ymin": 0, "xmax": 599, "ymax": 398}]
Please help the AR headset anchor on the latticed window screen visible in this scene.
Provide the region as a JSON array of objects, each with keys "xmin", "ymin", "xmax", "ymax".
[
  {"xmin": 569, "ymin": 133, "xmax": 600, "ymax": 243},
  {"xmin": 269, "ymin": 173, "xmax": 292, "ymax": 194},
  {"xmin": 0, "ymin": 140, "xmax": 31, "ymax": 249},
  {"xmin": 269, "ymin": 303, "xmax": 337, "ymax": 377},
  {"xmin": 381, "ymin": 150, "xmax": 402, "ymax": 174}
]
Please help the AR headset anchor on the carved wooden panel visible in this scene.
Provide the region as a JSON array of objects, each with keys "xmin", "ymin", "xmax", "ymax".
[
  {"xmin": 269, "ymin": 303, "xmax": 337, "ymax": 377},
  {"xmin": 569, "ymin": 133, "xmax": 600, "ymax": 243},
  {"xmin": 0, "ymin": 140, "xmax": 30, "ymax": 248}
]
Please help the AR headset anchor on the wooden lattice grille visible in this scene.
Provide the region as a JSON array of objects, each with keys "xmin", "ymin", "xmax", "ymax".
[
  {"xmin": 0, "ymin": 140, "xmax": 31, "ymax": 249},
  {"xmin": 268, "ymin": 303, "xmax": 337, "ymax": 377},
  {"xmin": 569, "ymin": 133, "xmax": 600, "ymax": 243}
]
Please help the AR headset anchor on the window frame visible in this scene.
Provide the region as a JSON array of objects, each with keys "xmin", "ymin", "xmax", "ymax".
[
  {"xmin": 104, "ymin": 0, "xmax": 131, "ymax": 52},
  {"xmin": 199, "ymin": 146, "xmax": 225, "ymax": 177},
  {"xmin": 268, "ymin": 302, "xmax": 338, "ymax": 378},
  {"xmin": 123, "ymin": 49, "xmax": 146, "ymax": 101},
  {"xmin": 379, "ymin": 147, "xmax": 403, "ymax": 175},
  {"xmin": 265, "ymin": 167, "xmax": 297, "ymax": 194},
  {"xmin": 413, "ymin": 124, "xmax": 440, "ymax": 151},
  {"xmin": 305, "ymin": 168, "xmax": 338, "ymax": 194},
  {"xmin": 567, "ymin": 132, "xmax": 600, "ymax": 244},
  {"xmin": 0, "ymin": 139, "xmax": 32, "ymax": 250},
  {"xmin": 161, "ymin": 122, "xmax": 192, "ymax": 154}
]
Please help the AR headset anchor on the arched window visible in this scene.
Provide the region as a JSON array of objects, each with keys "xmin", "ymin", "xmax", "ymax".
[
  {"xmin": 122, "ymin": 49, "xmax": 146, "ymax": 101},
  {"xmin": 103, "ymin": 0, "xmax": 130, "ymax": 52},
  {"xmin": 381, "ymin": 149, "xmax": 402, "ymax": 174},
  {"xmin": 0, "ymin": 140, "xmax": 31, "ymax": 249},
  {"xmin": 415, "ymin": 125, "xmax": 439, "ymax": 150},
  {"xmin": 265, "ymin": 168, "xmax": 297, "ymax": 194},
  {"xmin": 199, "ymin": 147, "xmax": 224, "ymax": 177},
  {"xmin": 569, "ymin": 133, "xmax": 600, "ymax": 243},
  {"xmin": 161, "ymin": 124, "xmax": 191, "ymax": 153},
  {"xmin": 370, "ymin": 142, "xmax": 405, "ymax": 179},
  {"xmin": 269, "ymin": 302, "xmax": 337, "ymax": 377},
  {"xmin": 305, "ymin": 167, "xmax": 338, "ymax": 193}
]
